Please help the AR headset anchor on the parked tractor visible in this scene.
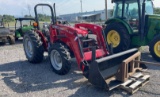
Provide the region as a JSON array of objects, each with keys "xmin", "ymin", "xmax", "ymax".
[
  {"xmin": 15, "ymin": 18, "xmax": 35, "ymax": 40},
  {"xmin": 23, "ymin": 3, "xmax": 150, "ymax": 93},
  {"xmin": 0, "ymin": 17, "xmax": 15, "ymax": 45},
  {"xmin": 104, "ymin": 0, "xmax": 160, "ymax": 62}
]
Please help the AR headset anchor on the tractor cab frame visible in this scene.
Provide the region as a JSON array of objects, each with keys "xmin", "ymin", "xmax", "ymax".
[
  {"xmin": 15, "ymin": 18, "xmax": 35, "ymax": 40},
  {"xmin": 112, "ymin": 0, "xmax": 153, "ymax": 38}
]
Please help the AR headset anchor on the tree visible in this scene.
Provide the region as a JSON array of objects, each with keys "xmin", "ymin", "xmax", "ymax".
[
  {"xmin": 24, "ymin": 15, "xmax": 33, "ymax": 18},
  {"xmin": 37, "ymin": 14, "xmax": 51, "ymax": 21},
  {"xmin": 0, "ymin": 15, "xmax": 3, "ymax": 26},
  {"xmin": 2, "ymin": 15, "xmax": 15, "ymax": 23},
  {"xmin": 0, "ymin": 15, "xmax": 3, "ymax": 19},
  {"xmin": 154, "ymin": 7, "xmax": 160, "ymax": 14}
]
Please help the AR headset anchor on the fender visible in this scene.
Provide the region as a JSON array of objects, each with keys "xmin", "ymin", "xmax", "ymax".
[{"xmin": 105, "ymin": 18, "xmax": 133, "ymax": 35}]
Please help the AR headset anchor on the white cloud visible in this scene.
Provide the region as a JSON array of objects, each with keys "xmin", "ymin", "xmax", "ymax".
[
  {"xmin": 153, "ymin": 0, "xmax": 160, "ymax": 8},
  {"xmin": 1, "ymin": 0, "xmax": 159, "ymax": 17}
]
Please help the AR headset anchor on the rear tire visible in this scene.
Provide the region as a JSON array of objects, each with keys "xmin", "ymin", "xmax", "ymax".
[
  {"xmin": 149, "ymin": 35, "xmax": 160, "ymax": 62},
  {"xmin": 49, "ymin": 43, "xmax": 71, "ymax": 75},
  {"xmin": 23, "ymin": 31, "xmax": 44, "ymax": 63},
  {"xmin": 105, "ymin": 23, "xmax": 130, "ymax": 53}
]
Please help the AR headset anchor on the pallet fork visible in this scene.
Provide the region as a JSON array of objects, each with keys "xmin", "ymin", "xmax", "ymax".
[{"xmin": 87, "ymin": 48, "xmax": 150, "ymax": 94}]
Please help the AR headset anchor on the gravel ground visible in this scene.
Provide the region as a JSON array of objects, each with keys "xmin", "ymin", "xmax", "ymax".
[{"xmin": 0, "ymin": 41, "xmax": 160, "ymax": 97}]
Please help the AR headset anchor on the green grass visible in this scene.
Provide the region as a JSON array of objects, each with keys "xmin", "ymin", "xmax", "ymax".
[{"xmin": 4, "ymin": 21, "xmax": 15, "ymax": 27}]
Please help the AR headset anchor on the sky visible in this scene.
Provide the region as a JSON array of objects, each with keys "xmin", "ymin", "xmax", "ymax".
[{"xmin": 0, "ymin": 0, "xmax": 159, "ymax": 17}]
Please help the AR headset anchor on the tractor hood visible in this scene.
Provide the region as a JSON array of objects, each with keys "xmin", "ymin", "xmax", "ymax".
[
  {"xmin": 75, "ymin": 28, "xmax": 88, "ymax": 37},
  {"xmin": 145, "ymin": 14, "xmax": 160, "ymax": 40},
  {"xmin": 147, "ymin": 14, "xmax": 160, "ymax": 19},
  {"xmin": 145, "ymin": 14, "xmax": 160, "ymax": 29},
  {"xmin": 22, "ymin": 26, "xmax": 34, "ymax": 32},
  {"xmin": 53, "ymin": 25, "xmax": 88, "ymax": 37}
]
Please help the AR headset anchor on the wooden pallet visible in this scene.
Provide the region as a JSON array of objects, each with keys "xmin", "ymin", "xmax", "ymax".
[{"xmin": 119, "ymin": 72, "xmax": 150, "ymax": 94}]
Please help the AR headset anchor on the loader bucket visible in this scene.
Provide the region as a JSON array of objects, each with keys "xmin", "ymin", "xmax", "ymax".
[{"xmin": 87, "ymin": 48, "xmax": 145, "ymax": 91}]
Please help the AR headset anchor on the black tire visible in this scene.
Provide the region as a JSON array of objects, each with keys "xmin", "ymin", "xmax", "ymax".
[
  {"xmin": 23, "ymin": 31, "xmax": 44, "ymax": 63},
  {"xmin": 0, "ymin": 42, "xmax": 6, "ymax": 45},
  {"xmin": 15, "ymin": 31, "xmax": 19, "ymax": 41},
  {"xmin": 104, "ymin": 23, "xmax": 130, "ymax": 53},
  {"xmin": 8, "ymin": 36, "xmax": 15, "ymax": 45},
  {"xmin": 49, "ymin": 43, "xmax": 71, "ymax": 75},
  {"xmin": 149, "ymin": 35, "xmax": 160, "ymax": 62},
  {"xmin": 15, "ymin": 37, "xmax": 18, "ymax": 41}
]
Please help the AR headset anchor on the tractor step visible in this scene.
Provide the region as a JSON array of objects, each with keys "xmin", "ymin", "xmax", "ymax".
[{"xmin": 119, "ymin": 72, "xmax": 150, "ymax": 94}]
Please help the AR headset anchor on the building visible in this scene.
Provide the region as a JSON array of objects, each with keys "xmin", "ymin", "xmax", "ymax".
[{"xmin": 59, "ymin": 9, "xmax": 113, "ymax": 22}]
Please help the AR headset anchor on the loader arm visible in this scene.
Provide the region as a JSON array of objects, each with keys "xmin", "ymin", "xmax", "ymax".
[
  {"xmin": 50, "ymin": 24, "xmax": 108, "ymax": 71},
  {"xmin": 75, "ymin": 23, "xmax": 109, "ymax": 54}
]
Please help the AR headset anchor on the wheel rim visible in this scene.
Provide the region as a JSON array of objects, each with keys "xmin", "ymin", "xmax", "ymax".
[
  {"xmin": 107, "ymin": 30, "xmax": 120, "ymax": 47},
  {"xmin": 24, "ymin": 37, "xmax": 33, "ymax": 58},
  {"xmin": 50, "ymin": 50, "xmax": 62, "ymax": 70},
  {"xmin": 154, "ymin": 41, "xmax": 160, "ymax": 57}
]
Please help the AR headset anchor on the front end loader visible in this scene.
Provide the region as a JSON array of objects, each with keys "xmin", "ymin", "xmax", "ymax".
[{"xmin": 23, "ymin": 3, "xmax": 150, "ymax": 94}]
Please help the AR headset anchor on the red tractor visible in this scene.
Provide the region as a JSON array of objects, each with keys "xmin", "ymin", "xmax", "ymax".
[{"xmin": 23, "ymin": 4, "xmax": 149, "ymax": 93}]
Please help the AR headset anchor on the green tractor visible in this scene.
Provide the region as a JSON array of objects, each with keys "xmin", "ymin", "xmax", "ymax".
[
  {"xmin": 105, "ymin": 0, "xmax": 160, "ymax": 62},
  {"xmin": 15, "ymin": 18, "xmax": 35, "ymax": 40}
]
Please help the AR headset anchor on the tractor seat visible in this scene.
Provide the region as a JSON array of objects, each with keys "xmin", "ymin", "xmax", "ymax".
[{"xmin": 83, "ymin": 49, "xmax": 105, "ymax": 61}]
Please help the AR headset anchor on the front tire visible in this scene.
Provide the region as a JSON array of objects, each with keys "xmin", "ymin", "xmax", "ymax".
[
  {"xmin": 105, "ymin": 23, "xmax": 130, "ymax": 53},
  {"xmin": 8, "ymin": 36, "xmax": 15, "ymax": 45},
  {"xmin": 149, "ymin": 35, "xmax": 160, "ymax": 62},
  {"xmin": 49, "ymin": 43, "xmax": 71, "ymax": 75},
  {"xmin": 23, "ymin": 31, "xmax": 44, "ymax": 63}
]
